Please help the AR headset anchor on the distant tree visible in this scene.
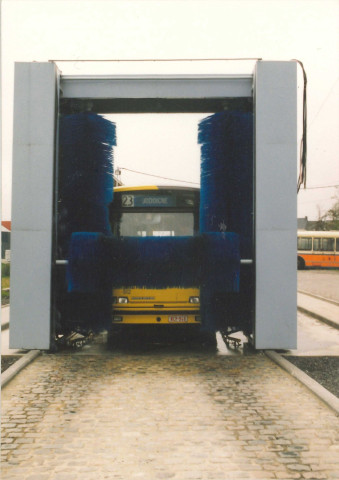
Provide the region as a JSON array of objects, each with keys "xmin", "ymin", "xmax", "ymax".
[
  {"xmin": 315, "ymin": 188, "xmax": 339, "ymax": 230},
  {"xmin": 313, "ymin": 207, "xmax": 327, "ymax": 231},
  {"xmin": 326, "ymin": 192, "xmax": 339, "ymax": 230}
]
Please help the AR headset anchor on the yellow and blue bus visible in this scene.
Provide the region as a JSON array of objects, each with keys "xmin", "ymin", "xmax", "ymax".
[{"xmin": 108, "ymin": 185, "xmax": 207, "ymax": 344}]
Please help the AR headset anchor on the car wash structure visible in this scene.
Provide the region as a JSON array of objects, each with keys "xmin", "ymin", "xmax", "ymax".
[{"xmin": 10, "ymin": 60, "xmax": 300, "ymax": 350}]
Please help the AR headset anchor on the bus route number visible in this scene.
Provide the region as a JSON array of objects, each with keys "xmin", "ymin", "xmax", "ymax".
[{"xmin": 122, "ymin": 194, "xmax": 134, "ymax": 207}]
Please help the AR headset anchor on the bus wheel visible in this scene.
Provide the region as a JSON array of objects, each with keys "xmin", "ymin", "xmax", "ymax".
[{"xmin": 297, "ymin": 256, "xmax": 305, "ymax": 270}]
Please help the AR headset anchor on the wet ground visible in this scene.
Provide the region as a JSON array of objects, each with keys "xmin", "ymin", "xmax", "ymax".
[
  {"xmin": 287, "ymin": 311, "xmax": 339, "ymax": 357},
  {"xmin": 2, "ymin": 277, "xmax": 339, "ymax": 479},
  {"xmin": 282, "ymin": 308, "xmax": 339, "ymax": 397},
  {"xmin": 298, "ymin": 269, "xmax": 339, "ymax": 302},
  {"xmin": 2, "ymin": 338, "xmax": 339, "ymax": 480}
]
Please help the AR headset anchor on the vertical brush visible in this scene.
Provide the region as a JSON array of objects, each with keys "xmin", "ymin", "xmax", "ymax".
[
  {"xmin": 58, "ymin": 113, "xmax": 116, "ymax": 333},
  {"xmin": 58, "ymin": 112, "xmax": 116, "ymax": 257},
  {"xmin": 198, "ymin": 111, "xmax": 253, "ymax": 332},
  {"xmin": 198, "ymin": 111, "xmax": 253, "ymax": 254}
]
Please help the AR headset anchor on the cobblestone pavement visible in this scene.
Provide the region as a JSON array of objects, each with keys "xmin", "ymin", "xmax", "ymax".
[{"xmin": 2, "ymin": 346, "xmax": 339, "ymax": 480}]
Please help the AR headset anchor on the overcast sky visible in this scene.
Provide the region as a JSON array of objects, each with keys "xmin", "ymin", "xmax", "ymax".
[{"xmin": 1, "ymin": 0, "xmax": 338, "ymax": 220}]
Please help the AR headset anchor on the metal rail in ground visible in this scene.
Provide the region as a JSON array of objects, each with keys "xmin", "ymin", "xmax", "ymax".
[
  {"xmin": 266, "ymin": 350, "xmax": 339, "ymax": 416},
  {"xmin": 1, "ymin": 350, "xmax": 41, "ymax": 388},
  {"xmin": 297, "ymin": 291, "xmax": 339, "ymax": 330},
  {"xmin": 298, "ymin": 289, "xmax": 339, "ymax": 307}
]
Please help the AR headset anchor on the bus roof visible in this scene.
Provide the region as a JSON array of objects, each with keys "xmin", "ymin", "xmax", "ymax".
[
  {"xmin": 114, "ymin": 185, "xmax": 199, "ymax": 192},
  {"xmin": 297, "ymin": 230, "xmax": 339, "ymax": 237}
]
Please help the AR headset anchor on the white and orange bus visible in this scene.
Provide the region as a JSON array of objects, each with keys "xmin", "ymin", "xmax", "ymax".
[{"xmin": 297, "ymin": 230, "xmax": 339, "ymax": 269}]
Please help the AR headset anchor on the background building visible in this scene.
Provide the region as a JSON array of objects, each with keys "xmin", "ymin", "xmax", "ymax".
[{"xmin": 1, "ymin": 221, "xmax": 11, "ymax": 261}]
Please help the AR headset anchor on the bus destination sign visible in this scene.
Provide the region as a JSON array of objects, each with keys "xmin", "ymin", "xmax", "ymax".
[{"xmin": 122, "ymin": 194, "xmax": 175, "ymax": 208}]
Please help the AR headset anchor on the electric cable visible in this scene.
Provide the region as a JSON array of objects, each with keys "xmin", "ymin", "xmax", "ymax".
[
  {"xmin": 119, "ymin": 167, "xmax": 200, "ymax": 185},
  {"xmin": 301, "ymin": 184, "xmax": 339, "ymax": 190},
  {"xmin": 292, "ymin": 59, "xmax": 307, "ymax": 193},
  {"xmin": 308, "ymin": 77, "xmax": 339, "ymax": 130}
]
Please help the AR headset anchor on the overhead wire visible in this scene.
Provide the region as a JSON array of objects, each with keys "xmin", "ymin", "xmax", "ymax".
[
  {"xmin": 50, "ymin": 57, "xmax": 262, "ymax": 63},
  {"xmin": 308, "ymin": 77, "xmax": 339, "ymax": 130},
  {"xmin": 118, "ymin": 167, "xmax": 200, "ymax": 185},
  {"xmin": 302, "ymin": 184, "xmax": 339, "ymax": 190}
]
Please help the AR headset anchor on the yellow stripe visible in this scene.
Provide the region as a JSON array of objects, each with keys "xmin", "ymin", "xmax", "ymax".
[{"xmin": 114, "ymin": 185, "xmax": 159, "ymax": 192}]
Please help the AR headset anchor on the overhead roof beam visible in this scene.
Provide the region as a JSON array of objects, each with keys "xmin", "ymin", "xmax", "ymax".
[
  {"xmin": 60, "ymin": 74, "xmax": 253, "ymax": 114},
  {"xmin": 61, "ymin": 74, "xmax": 253, "ymax": 99},
  {"xmin": 60, "ymin": 97, "xmax": 252, "ymax": 114}
]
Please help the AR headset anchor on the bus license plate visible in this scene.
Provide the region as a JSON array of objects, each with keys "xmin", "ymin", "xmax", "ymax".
[{"xmin": 168, "ymin": 315, "xmax": 188, "ymax": 323}]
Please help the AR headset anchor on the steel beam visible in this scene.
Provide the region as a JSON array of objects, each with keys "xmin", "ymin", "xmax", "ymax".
[{"xmin": 61, "ymin": 74, "xmax": 253, "ymax": 99}]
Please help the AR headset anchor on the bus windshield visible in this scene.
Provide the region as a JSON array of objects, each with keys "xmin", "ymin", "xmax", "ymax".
[
  {"xmin": 110, "ymin": 187, "xmax": 199, "ymax": 237},
  {"xmin": 118, "ymin": 211, "xmax": 194, "ymax": 237}
]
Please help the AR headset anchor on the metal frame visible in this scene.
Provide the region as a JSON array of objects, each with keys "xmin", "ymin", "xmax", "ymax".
[
  {"xmin": 10, "ymin": 62, "xmax": 60, "ymax": 349},
  {"xmin": 10, "ymin": 61, "xmax": 297, "ymax": 350}
]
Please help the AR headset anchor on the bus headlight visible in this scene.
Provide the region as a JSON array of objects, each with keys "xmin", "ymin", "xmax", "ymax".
[
  {"xmin": 117, "ymin": 297, "xmax": 129, "ymax": 304},
  {"xmin": 189, "ymin": 296, "xmax": 200, "ymax": 304}
]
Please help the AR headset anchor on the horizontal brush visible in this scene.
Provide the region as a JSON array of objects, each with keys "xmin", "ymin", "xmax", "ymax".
[{"xmin": 66, "ymin": 232, "xmax": 241, "ymax": 332}]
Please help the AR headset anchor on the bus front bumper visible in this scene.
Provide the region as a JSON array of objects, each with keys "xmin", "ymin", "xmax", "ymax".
[{"xmin": 112, "ymin": 311, "xmax": 201, "ymax": 325}]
